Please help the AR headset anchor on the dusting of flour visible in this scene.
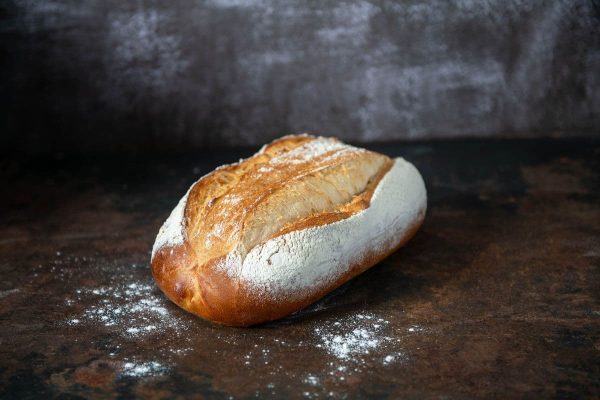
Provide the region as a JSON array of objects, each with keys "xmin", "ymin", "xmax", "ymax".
[
  {"xmin": 268, "ymin": 137, "xmax": 360, "ymax": 165},
  {"xmin": 316, "ymin": 314, "xmax": 386, "ymax": 360},
  {"xmin": 312, "ymin": 312, "xmax": 408, "ymax": 378},
  {"xmin": 151, "ymin": 187, "xmax": 191, "ymax": 258},
  {"xmin": 66, "ymin": 280, "xmax": 189, "ymax": 340},
  {"xmin": 220, "ymin": 157, "xmax": 426, "ymax": 298},
  {"xmin": 231, "ymin": 310, "xmax": 417, "ymax": 397},
  {"xmin": 121, "ymin": 361, "xmax": 169, "ymax": 378}
]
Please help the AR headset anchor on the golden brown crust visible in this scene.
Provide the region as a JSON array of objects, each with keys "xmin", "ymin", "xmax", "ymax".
[
  {"xmin": 151, "ymin": 135, "xmax": 426, "ymax": 327},
  {"xmin": 184, "ymin": 135, "xmax": 390, "ymax": 272}
]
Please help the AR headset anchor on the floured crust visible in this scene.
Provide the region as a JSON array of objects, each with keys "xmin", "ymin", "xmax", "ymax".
[
  {"xmin": 151, "ymin": 135, "xmax": 427, "ymax": 326},
  {"xmin": 184, "ymin": 135, "xmax": 391, "ymax": 267}
]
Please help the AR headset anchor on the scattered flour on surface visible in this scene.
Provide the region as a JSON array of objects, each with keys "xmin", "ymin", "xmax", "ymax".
[
  {"xmin": 236, "ymin": 311, "xmax": 416, "ymax": 396},
  {"xmin": 0, "ymin": 288, "xmax": 20, "ymax": 299},
  {"xmin": 303, "ymin": 375, "xmax": 320, "ymax": 386},
  {"xmin": 224, "ymin": 311, "xmax": 414, "ymax": 396},
  {"xmin": 383, "ymin": 353, "xmax": 407, "ymax": 365},
  {"xmin": 64, "ymin": 268, "xmax": 194, "ymax": 379},
  {"xmin": 66, "ymin": 279, "xmax": 189, "ymax": 340},
  {"xmin": 121, "ymin": 361, "xmax": 168, "ymax": 378},
  {"xmin": 315, "ymin": 313, "xmax": 394, "ymax": 362}
]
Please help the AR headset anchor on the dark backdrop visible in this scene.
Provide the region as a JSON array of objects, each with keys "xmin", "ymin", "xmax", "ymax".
[{"xmin": 1, "ymin": 0, "xmax": 599, "ymax": 155}]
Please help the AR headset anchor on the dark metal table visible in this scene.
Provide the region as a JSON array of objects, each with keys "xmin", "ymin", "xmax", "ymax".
[{"xmin": 1, "ymin": 138, "xmax": 599, "ymax": 399}]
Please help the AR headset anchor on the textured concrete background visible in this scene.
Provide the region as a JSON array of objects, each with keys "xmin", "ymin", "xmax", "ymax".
[{"xmin": 1, "ymin": 0, "xmax": 599, "ymax": 154}]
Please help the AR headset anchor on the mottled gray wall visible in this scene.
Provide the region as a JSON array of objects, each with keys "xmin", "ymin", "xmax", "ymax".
[{"xmin": 1, "ymin": 0, "xmax": 599, "ymax": 154}]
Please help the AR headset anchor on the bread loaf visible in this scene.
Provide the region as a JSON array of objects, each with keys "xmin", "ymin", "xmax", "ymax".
[{"xmin": 151, "ymin": 135, "xmax": 427, "ymax": 326}]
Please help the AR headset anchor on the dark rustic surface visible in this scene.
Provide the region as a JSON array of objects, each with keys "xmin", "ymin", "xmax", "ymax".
[
  {"xmin": 2, "ymin": 1, "xmax": 600, "ymax": 154},
  {"xmin": 1, "ymin": 138, "xmax": 599, "ymax": 399}
]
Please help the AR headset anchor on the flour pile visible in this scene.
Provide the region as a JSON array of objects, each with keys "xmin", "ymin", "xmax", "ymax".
[
  {"xmin": 312, "ymin": 312, "xmax": 408, "ymax": 381},
  {"xmin": 66, "ymin": 281, "xmax": 187, "ymax": 339}
]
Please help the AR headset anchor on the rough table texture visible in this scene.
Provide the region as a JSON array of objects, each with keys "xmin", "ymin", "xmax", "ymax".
[{"xmin": 1, "ymin": 138, "xmax": 599, "ymax": 399}]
